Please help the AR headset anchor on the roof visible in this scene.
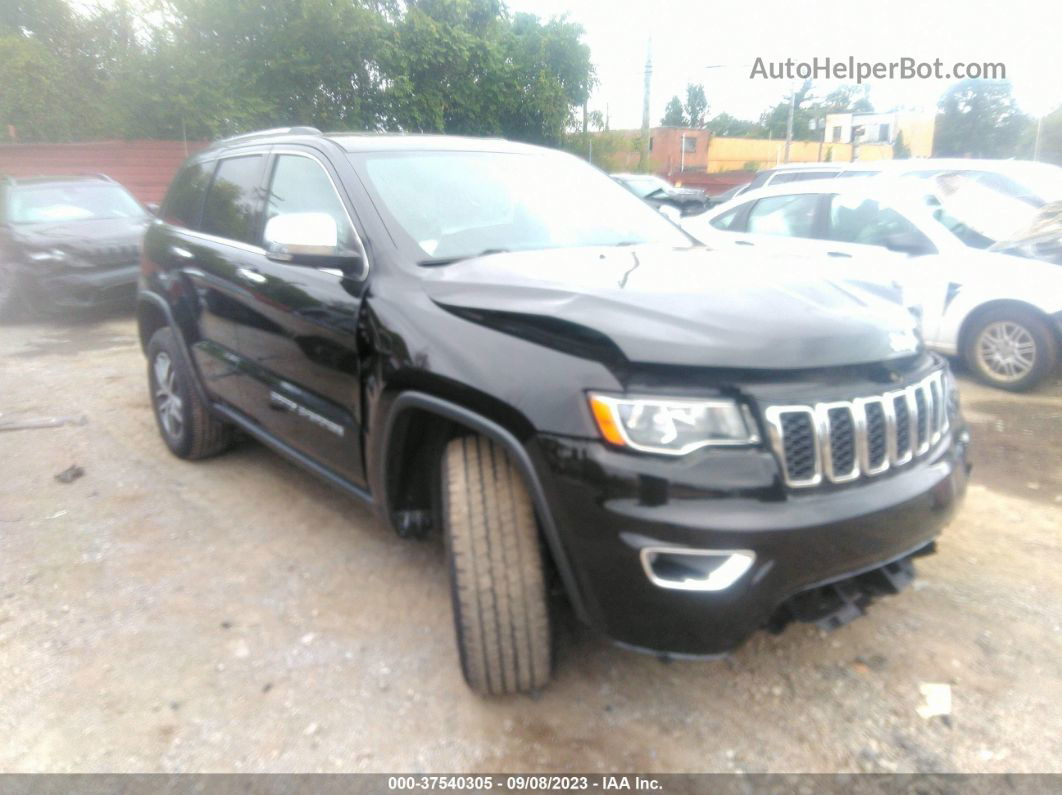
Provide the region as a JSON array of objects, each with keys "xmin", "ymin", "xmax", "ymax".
[
  {"xmin": 201, "ymin": 126, "xmax": 550, "ymax": 156},
  {"xmin": 711, "ymin": 175, "xmax": 932, "ymax": 206},
  {"xmin": 2, "ymin": 173, "xmax": 115, "ymax": 186}
]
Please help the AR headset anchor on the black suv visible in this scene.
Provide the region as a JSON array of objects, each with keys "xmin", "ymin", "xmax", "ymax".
[
  {"xmin": 0, "ymin": 174, "xmax": 150, "ymax": 317},
  {"xmin": 139, "ymin": 127, "xmax": 970, "ymax": 695}
]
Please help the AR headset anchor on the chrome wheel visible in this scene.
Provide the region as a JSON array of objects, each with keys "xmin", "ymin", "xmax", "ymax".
[
  {"xmin": 153, "ymin": 351, "xmax": 184, "ymax": 440},
  {"xmin": 976, "ymin": 321, "xmax": 1036, "ymax": 383}
]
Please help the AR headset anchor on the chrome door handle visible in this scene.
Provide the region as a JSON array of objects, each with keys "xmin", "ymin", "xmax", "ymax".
[
  {"xmin": 237, "ymin": 267, "xmax": 267, "ymax": 284},
  {"xmin": 734, "ymin": 240, "xmax": 754, "ymax": 246},
  {"xmin": 826, "ymin": 251, "xmax": 852, "ymax": 258},
  {"xmin": 170, "ymin": 245, "xmax": 194, "ymax": 260}
]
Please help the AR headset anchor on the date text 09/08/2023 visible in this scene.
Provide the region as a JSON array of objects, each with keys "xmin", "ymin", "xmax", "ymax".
[{"xmin": 387, "ymin": 775, "xmax": 664, "ymax": 791}]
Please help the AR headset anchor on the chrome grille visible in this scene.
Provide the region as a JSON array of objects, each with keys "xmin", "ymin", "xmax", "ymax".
[{"xmin": 764, "ymin": 370, "xmax": 950, "ymax": 489}]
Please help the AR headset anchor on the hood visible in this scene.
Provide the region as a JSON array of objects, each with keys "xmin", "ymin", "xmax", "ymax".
[
  {"xmin": 989, "ymin": 200, "xmax": 1062, "ymax": 265},
  {"xmin": 421, "ymin": 246, "xmax": 922, "ymax": 369},
  {"xmin": 13, "ymin": 217, "xmax": 149, "ymax": 266}
]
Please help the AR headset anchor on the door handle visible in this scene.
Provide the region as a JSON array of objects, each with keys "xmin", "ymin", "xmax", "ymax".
[
  {"xmin": 826, "ymin": 251, "xmax": 852, "ymax": 258},
  {"xmin": 734, "ymin": 240, "xmax": 754, "ymax": 246},
  {"xmin": 237, "ymin": 267, "xmax": 267, "ymax": 284},
  {"xmin": 170, "ymin": 245, "xmax": 194, "ymax": 260}
]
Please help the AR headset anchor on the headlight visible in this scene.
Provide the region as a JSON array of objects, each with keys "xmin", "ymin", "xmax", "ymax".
[
  {"xmin": 588, "ymin": 393, "xmax": 759, "ymax": 455},
  {"xmin": 28, "ymin": 248, "xmax": 68, "ymax": 263}
]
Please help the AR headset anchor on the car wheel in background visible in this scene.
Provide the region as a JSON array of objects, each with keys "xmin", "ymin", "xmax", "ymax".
[
  {"xmin": 0, "ymin": 260, "xmax": 26, "ymax": 320},
  {"xmin": 147, "ymin": 327, "xmax": 233, "ymax": 459},
  {"xmin": 963, "ymin": 307, "xmax": 1058, "ymax": 392},
  {"xmin": 441, "ymin": 435, "xmax": 552, "ymax": 695}
]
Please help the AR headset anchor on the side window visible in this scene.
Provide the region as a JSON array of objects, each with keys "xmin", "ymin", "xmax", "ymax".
[
  {"xmin": 747, "ymin": 194, "xmax": 820, "ymax": 238},
  {"xmin": 200, "ymin": 155, "xmax": 265, "ymax": 244},
  {"xmin": 264, "ymin": 155, "xmax": 357, "ymax": 251},
  {"xmin": 161, "ymin": 162, "xmax": 211, "ymax": 229},
  {"xmin": 710, "ymin": 206, "xmax": 743, "ymax": 231},
  {"xmin": 827, "ymin": 195, "xmax": 932, "ymax": 248}
]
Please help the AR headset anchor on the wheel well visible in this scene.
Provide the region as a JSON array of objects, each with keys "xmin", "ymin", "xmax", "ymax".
[
  {"xmin": 958, "ymin": 299, "xmax": 1055, "ymax": 354},
  {"xmin": 383, "ymin": 407, "xmax": 460, "ymax": 536},
  {"xmin": 137, "ymin": 299, "xmax": 169, "ymax": 353}
]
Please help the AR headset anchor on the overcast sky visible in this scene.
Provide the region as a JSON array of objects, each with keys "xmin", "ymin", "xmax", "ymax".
[{"xmin": 507, "ymin": 0, "xmax": 1062, "ymax": 128}]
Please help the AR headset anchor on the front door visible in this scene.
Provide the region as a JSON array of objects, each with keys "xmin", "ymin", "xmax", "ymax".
[{"xmin": 233, "ymin": 150, "xmax": 368, "ymax": 486}]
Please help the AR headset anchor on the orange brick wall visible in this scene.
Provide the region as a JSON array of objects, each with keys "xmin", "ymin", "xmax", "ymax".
[{"xmin": 0, "ymin": 140, "xmax": 209, "ymax": 204}]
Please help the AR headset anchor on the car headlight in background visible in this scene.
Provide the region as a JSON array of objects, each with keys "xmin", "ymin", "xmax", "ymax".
[
  {"xmin": 28, "ymin": 248, "xmax": 69, "ymax": 263},
  {"xmin": 588, "ymin": 393, "xmax": 759, "ymax": 455}
]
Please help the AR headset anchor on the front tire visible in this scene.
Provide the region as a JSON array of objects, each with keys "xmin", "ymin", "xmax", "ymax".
[
  {"xmin": 441, "ymin": 435, "xmax": 552, "ymax": 695},
  {"xmin": 147, "ymin": 327, "xmax": 233, "ymax": 459},
  {"xmin": 963, "ymin": 308, "xmax": 1058, "ymax": 392}
]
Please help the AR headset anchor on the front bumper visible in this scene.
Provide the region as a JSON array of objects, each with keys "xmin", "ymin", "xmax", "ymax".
[
  {"xmin": 531, "ymin": 426, "xmax": 969, "ymax": 656},
  {"xmin": 24, "ymin": 263, "xmax": 139, "ymax": 309}
]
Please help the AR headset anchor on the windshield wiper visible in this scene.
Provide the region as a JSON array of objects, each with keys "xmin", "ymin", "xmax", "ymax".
[{"xmin": 418, "ymin": 248, "xmax": 510, "ymax": 267}]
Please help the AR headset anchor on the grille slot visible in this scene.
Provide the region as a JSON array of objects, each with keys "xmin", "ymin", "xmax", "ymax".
[{"xmin": 765, "ymin": 370, "xmax": 950, "ymax": 489}]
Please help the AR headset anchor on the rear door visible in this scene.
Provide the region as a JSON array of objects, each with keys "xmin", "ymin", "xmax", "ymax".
[
  {"xmin": 177, "ymin": 151, "xmax": 270, "ymax": 412},
  {"xmin": 153, "ymin": 153, "xmax": 267, "ymax": 411},
  {"xmin": 231, "ymin": 148, "xmax": 368, "ymax": 486}
]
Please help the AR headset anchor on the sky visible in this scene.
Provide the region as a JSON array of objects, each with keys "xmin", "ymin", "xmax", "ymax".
[{"xmin": 506, "ymin": 0, "xmax": 1062, "ymax": 128}]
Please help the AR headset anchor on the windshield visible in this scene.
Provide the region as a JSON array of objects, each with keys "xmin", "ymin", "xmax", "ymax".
[
  {"xmin": 356, "ymin": 151, "xmax": 691, "ymax": 261},
  {"xmin": 8, "ymin": 183, "xmax": 146, "ymax": 224}
]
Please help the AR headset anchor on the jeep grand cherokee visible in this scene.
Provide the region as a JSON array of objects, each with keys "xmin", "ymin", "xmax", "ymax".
[{"xmin": 138, "ymin": 127, "xmax": 969, "ymax": 695}]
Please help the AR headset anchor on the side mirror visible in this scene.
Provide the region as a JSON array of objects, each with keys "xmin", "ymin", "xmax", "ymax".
[
  {"xmin": 884, "ymin": 231, "xmax": 934, "ymax": 257},
  {"xmin": 263, "ymin": 212, "xmax": 364, "ymax": 276}
]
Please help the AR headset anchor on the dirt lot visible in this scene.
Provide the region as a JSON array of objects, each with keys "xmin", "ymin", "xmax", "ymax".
[{"xmin": 1, "ymin": 310, "xmax": 1060, "ymax": 774}]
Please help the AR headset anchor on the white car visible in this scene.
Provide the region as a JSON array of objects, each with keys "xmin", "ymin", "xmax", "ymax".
[
  {"xmin": 681, "ymin": 178, "xmax": 1062, "ymax": 391},
  {"xmin": 732, "ymin": 158, "xmax": 1062, "ymax": 205}
]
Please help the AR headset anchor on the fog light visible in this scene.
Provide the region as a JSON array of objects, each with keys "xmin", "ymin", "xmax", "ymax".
[{"xmin": 640, "ymin": 547, "xmax": 755, "ymax": 592}]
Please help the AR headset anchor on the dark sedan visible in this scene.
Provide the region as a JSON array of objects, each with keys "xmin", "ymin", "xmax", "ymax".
[{"xmin": 611, "ymin": 173, "xmax": 709, "ymax": 217}]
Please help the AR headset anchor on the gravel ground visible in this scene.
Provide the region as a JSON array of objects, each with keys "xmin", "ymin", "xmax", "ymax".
[{"xmin": 1, "ymin": 310, "xmax": 1060, "ymax": 773}]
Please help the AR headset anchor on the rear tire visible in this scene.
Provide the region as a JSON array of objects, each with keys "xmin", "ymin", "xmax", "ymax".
[
  {"xmin": 441, "ymin": 435, "xmax": 552, "ymax": 695},
  {"xmin": 0, "ymin": 261, "xmax": 27, "ymax": 321},
  {"xmin": 147, "ymin": 327, "xmax": 233, "ymax": 459},
  {"xmin": 963, "ymin": 308, "xmax": 1057, "ymax": 392}
]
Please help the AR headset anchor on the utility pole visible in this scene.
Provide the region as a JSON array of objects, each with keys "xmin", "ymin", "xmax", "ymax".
[
  {"xmin": 784, "ymin": 90, "xmax": 796, "ymax": 163},
  {"xmin": 641, "ymin": 39, "xmax": 652, "ymax": 171},
  {"xmin": 1034, "ymin": 115, "xmax": 1043, "ymax": 161}
]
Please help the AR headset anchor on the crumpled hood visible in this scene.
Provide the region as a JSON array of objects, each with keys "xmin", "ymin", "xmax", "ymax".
[
  {"xmin": 13, "ymin": 218, "xmax": 148, "ymax": 265},
  {"xmin": 421, "ymin": 245, "xmax": 922, "ymax": 369}
]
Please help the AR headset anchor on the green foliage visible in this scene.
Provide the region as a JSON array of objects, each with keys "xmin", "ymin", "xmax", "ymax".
[
  {"xmin": 659, "ymin": 83, "xmax": 709, "ymax": 128},
  {"xmin": 0, "ymin": 0, "xmax": 594, "ymax": 146},
  {"xmin": 707, "ymin": 113, "xmax": 764, "ymax": 138},
  {"xmin": 742, "ymin": 161, "xmax": 759, "ymax": 171},
  {"xmin": 934, "ymin": 79, "xmax": 1031, "ymax": 158},
  {"xmin": 684, "ymin": 83, "xmax": 708, "ymax": 128},
  {"xmin": 893, "ymin": 131, "xmax": 911, "ymax": 159},
  {"xmin": 661, "ymin": 97, "xmax": 685, "ymax": 127}
]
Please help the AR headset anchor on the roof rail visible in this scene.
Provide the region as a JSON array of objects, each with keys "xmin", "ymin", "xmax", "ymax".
[{"xmin": 210, "ymin": 126, "xmax": 323, "ymax": 148}]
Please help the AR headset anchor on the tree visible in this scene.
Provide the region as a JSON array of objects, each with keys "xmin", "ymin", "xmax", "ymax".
[
  {"xmin": 934, "ymin": 79, "xmax": 1030, "ymax": 158},
  {"xmin": 684, "ymin": 83, "xmax": 708, "ymax": 128},
  {"xmin": 0, "ymin": 0, "xmax": 595, "ymax": 145},
  {"xmin": 758, "ymin": 79, "xmax": 815, "ymax": 140},
  {"xmin": 1033, "ymin": 105, "xmax": 1062, "ymax": 166},
  {"xmin": 661, "ymin": 96, "xmax": 685, "ymax": 126},
  {"xmin": 893, "ymin": 131, "xmax": 911, "ymax": 159},
  {"xmin": 707, "ymin": 112, "xmax": 763, "ymax": 137}
]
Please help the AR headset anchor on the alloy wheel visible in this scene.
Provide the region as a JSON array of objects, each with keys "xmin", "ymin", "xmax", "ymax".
[
  {"xmin": 976, "ymin": 321, "xmax": 1037, "ymax": 383},
  {"xmin": 153, "ymin": 351, "xmax": 184, "ymax": 440}
]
